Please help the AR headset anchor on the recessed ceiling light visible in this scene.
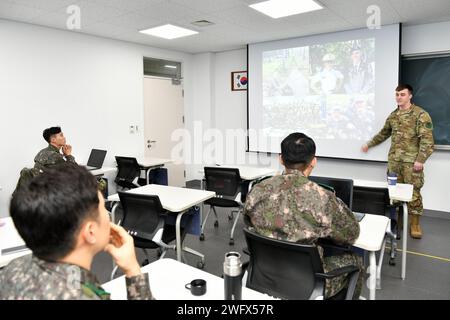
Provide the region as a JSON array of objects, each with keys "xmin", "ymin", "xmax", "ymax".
[
  {"xmin": 249, "ymin": 0, "xmax": 323, "ymax": 19},
  {"xmin": 139, "ymin": 24, "xmax": 198, "ymax": 39},
  {"xmin": 164, "ymin": 65, "xmax": 177, "ymax": 69}
]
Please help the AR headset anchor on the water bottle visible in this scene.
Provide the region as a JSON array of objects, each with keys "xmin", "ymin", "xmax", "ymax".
[{"xmin": 223, "ymin": 251, "xmax": 242, "ymax": 300}]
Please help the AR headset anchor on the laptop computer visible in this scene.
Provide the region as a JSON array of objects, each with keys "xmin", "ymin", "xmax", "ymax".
[{"xmin": 85, "ymin": 149, "xmax": 107, "ymax": 170}]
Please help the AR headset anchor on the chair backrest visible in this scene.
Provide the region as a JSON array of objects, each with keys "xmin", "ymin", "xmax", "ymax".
[
  {"xmin": 204, "ymin": 167, "xmax": 242, "ymax": 197},
  {"xmin": 309, "ymin": 176, "xmax": 354, "ymax": 210},
  {"xmin": 115, "ymin": 156, "xmax": 141, "ymax": 184},
  {"xmin": 118, "ymin": 191, "xmax": 166, "ymax": 242},
  {"xmin": 353, "ymin": 186, "xmax": 390, "ymax": 215},
  {"xmin": 243, "ymin": 228, "xmax": 325, "ymax": 300}
]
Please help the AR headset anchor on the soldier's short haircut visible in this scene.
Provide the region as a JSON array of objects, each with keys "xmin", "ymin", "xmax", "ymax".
[
  {"xmin": 281, "ymin": 132, "xmax": 316, "ymax": 169},
  {"xmin": 10, "ymin": 164, "xmax": 100, "ymax": 261},
  {"xmin": 396, "ymin": 84, "xmax": 413, "ymax": 94},
  {"xmin": 43, "ymin": 126, "xmax": 62, "ymax": 143}
]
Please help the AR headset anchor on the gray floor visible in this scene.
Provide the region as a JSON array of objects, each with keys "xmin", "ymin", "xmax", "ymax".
[{"xmin": 93, "ymin": 183, "xmax": 450, "ymax": 300}]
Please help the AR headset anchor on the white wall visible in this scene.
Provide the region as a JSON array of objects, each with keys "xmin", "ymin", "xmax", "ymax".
[
  {"xmin": 0, "ymin": 19, "xmax": 194, "ymax": 217},
  {"xmin": 184, "ymin": 53, "xmax": 215, "ymax": 181},
  {"xmin": 195, "ymin": 21, "xmax": 450, "ymax": 213}
]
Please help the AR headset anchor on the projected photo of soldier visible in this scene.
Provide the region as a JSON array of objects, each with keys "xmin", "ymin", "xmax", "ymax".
[
  {"xmin": 311, "ymin": 53, "xmax": 344, "ymax": 95},
  {"xmin": 344, "ymin": 47, "xmax": 374, "ymax": 94}
]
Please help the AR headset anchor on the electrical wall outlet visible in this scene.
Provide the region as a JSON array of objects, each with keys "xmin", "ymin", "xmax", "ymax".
[{"xmin": 129, "ymin": 125, "xmax": 135, "ymax": 134}]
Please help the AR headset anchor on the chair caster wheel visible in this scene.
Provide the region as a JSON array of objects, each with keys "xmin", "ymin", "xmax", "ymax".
[
  {"xmin": 228, "ymin": 214, "xmax": 233, "ymax": 220},
  {"xmin": 214, "ymin": 221, "xmax": 219, "ymax": 228},
  {"xmin": 229, "ymin": 239, "xmax": 234, "ymax": 245},
  {"xmin": 396, "ymin": 234, "xmax": 401, "ymax": 240},
  {"xmin": 142, "ymin": 259, "xmax": 150, "ymax": 266},
  {"xmin": 197, "ymin": 261, "xmax": 205, "ymax": 269},
  {"xmin": 388, "ymin": 258, "xmax": 396, "ymax": 266},
  {"xmin": 199, "ymin": 233, "xmax": 205, "ymax": 241}
]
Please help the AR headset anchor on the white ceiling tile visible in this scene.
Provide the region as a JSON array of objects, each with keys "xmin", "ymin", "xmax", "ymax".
[
  {"xmin": 325, "ymin": 0, "xmax": 400, "ymax": 20},
  {"xmin": 171, "ymin": 0, "xmax": 243, "ymax": 14},
  {"xmin": 0, "ymin": 2, "xmax": 47, "ymax": 22},
  {"xmin": 50, "ymin": 0, "xmax": 129, "ymax": 26},
  {"xmin": 388, "ymin": 0, "xmax": 450, "ymax": 22},
  {"xmin": 29, "ymin": 11, "xmax": 68, "ymax": 29},
  {"xmin": 89, "ymin": 0, "xmax": 164, "ymax": 11},
  {"xmin": 82, "ymin": 21, "xmax": 131, "ymax": 38},
  {"xmin": 5, "ymin": 0, "xmax": 78, "ymax": 11},
  {"xmin": 107, "ymin": 11, "xmax": 162, "ymax": 30},
  {"xmin": 133, "ymin": 1, "xmax": 202, "ymax": 22}
]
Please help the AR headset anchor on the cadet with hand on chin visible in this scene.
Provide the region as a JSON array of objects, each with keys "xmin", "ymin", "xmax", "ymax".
[
  {"xmin": 34, "ymin": 126, "xmax": 77, "ymax": 171},
  {"xmin": 0, "ymin": 164, "xmax": 153, "ymax": 300}
]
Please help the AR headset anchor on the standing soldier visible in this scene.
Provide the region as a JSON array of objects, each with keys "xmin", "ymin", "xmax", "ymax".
[
  {"xmin": 362, "ymin": 84, "xmax": 434, "ymax": 239},
  {"xmin": 244, "ymin": 132, "xmax": 363, "ymax": 299}
]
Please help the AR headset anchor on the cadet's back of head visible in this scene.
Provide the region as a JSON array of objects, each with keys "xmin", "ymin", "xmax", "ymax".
[
  {"xmin": 281, "ymin": 132, "xmax": 316, "ymax": 170},
  {"xmin": 10, "ymin": 164, "xmax": 99, "ymax": 261}
]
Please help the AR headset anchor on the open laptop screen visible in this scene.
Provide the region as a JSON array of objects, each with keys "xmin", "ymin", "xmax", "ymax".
[{"xmin": 86, "ymin": 149, "xmax": 107, "ymax": 169}]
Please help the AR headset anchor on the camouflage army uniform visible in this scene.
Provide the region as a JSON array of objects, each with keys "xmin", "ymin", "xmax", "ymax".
[
  {"xmin": 34, "ymin": 144, "xmax": 77, "ymax": 170},
  {"xmin": 367, "ymin": 104, "xmax": 434, "ymax": 216},
  {"xmin": 244, "ymin": 169, "xmax": 363, "ymax": 299},
  {"xmin": 33, "ymin": 144, "xmax": 107, "ymax": 193},
  {"xmin": 0, "ymin": 255, "xmax": 153, "ymax": 300}
]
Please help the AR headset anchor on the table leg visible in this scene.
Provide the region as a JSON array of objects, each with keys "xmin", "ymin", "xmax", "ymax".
[
  {"xmin": 111, "ymin": 202, "xmax": 119, "ymax": 224},
  {"xmin": 110, "ymin": 202, "xmax": 119, "ymax": 276},
  {"xmin": 146, "ymin": 168, "xmax": 151, "ymax": 185},
  {"xmin": 402, "ymin": 202, "xmax": 408, "ymax": 280},
  {"xmin": 369, "ymin": 251, "xmax": 377, "ymax": 300},
  {"xmin": 376, "ymin": 236, "xmax": 387, "ymax": 289},
  {"xmin": 175, "ymin": 210, "xmax": 187, "ymax": 262}
]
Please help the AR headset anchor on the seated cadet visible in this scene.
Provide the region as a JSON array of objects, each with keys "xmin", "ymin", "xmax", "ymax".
[
  {"xmin": 244, "ymin": 132, "xmax": 363, "ymax": 299},
  {"xmin": 32, "ymin": 126, "xmax": 107, "ymax": 193},
  {"xmin": 34, "ymin": 126, "xmax": 77, "ymax": 171},
  {"xmin": 0, "ymin": 164, "xmax": 152, "ymax": 300}
]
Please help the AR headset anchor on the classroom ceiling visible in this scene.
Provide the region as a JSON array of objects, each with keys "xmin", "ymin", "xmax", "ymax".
[{"xmin": 1, "ymin": 0, "xmax": 450, "ymax": 53}]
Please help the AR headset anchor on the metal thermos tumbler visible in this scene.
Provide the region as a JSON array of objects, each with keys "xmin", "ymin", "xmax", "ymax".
[{"xmin": 223, "ymin": 251, "xmax": 242, "ymax": 300}]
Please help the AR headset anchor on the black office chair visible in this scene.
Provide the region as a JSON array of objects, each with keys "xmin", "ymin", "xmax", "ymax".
[
  {"xmin": 243, "ymin": 228, "xmax": 360, "ymax": 300},
  {"xmin": 200, "ymin": 167, "xmax": 243, "ymax": 245},
  {"xmin": 309, "ymin": 176, "xmax": 354, "ymax": 209},
  {"xmin": 353, "ymin": 185, "xmax": 401, "ymax": 265},
  {"xmin": 110, "ymin": 192, "xmax": 177, "ymax": 279},
  {"xmin": 114, "ymin": 156, "xmax": 147, "ymax": 190}
]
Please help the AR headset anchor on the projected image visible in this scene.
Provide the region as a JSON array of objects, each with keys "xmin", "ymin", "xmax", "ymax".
[{"xmin": 262, "ymin": 38, "xmax": 375, "ymax": 140}]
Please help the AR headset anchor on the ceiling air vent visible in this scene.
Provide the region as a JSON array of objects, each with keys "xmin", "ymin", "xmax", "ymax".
[{"xmin": 191, "ymin": 20, "xmax": 215, "ymax": 27}]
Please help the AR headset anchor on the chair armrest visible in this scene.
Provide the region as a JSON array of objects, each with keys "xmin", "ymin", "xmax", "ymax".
[
  {"xmin": 315, "ymin": 265, "xmax": 359, "ymax": 279},
  {"xmin": 318, "ymin": 238, "xmax": 352, "ymax": 253}
]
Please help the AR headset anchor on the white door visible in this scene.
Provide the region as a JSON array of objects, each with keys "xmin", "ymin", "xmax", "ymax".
[{"xmin": 143, "ymin": 76, "xmax": 185, "ymax": 187}]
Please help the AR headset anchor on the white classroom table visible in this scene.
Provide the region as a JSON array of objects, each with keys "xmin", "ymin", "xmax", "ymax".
[
  {"xmin": 102, "ymin": 258, "xmax": 275, "ymax": 300},
  {"xmin": 0, "ymin": 217, "xmax": 30, "ymax": 268},
  {"xmin": 108, "ymin": 184, "xmax": 215, "ymax": 262},
  {"xmin": 353, "ymin": 213, "xmax": 390, "ymax": 300},
  {"xmin": 354, "ymin": 180, "xmax": 413, "ymax": 280},
  {"xmin": 136, "ymin": 157, "xmax": 173, "ymax": 184}
]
